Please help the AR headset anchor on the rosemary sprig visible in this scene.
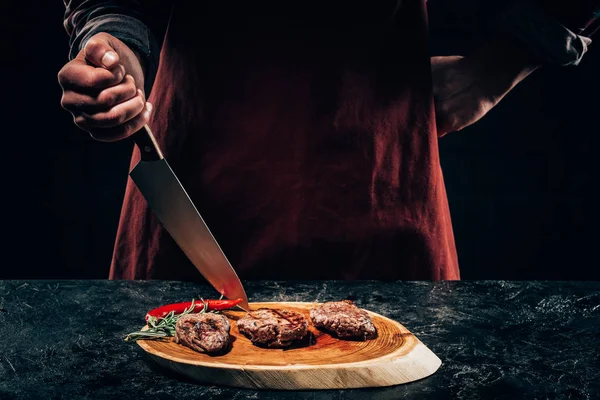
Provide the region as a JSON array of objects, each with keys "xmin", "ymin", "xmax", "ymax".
[{"xmin": 124, "ymin": 298, "xmax": 208, "ymax": 342}]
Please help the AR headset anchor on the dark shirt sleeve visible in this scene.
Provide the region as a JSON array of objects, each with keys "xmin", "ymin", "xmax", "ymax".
[
  {"xmin": 427, "ymin": 0, "xmax": 599, "ymax": 66},
  {"xmin": 498, "ymin": 1, "xmax": 600, "ymax": 66},
  {"xmin": 63, "ymin": 0, "xmax": 173, "ymax": 94},
  {"xmin": 533, "ymin": 1, "xmax": 600, "ymax": 36}
]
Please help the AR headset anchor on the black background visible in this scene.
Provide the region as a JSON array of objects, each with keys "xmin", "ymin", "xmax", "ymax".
[{"xmin": 1, "ymin": 2, "xmax": 598, "ymax": 280}]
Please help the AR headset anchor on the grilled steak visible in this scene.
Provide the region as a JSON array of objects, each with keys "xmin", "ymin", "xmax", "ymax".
[
  {"xmin": 310, "ymin": 300, "xmax": 377, "ymax": 340},
  {"xmin": 174, "ymin": 312, "xmax": 231, "ymax": 354},
  {"xmin": 237, "ymin": 308, "xmax": 309, "ymax": 348}
]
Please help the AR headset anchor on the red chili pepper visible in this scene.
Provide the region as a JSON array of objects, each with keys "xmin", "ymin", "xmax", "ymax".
[
  {"xmin": 145, "ymin": 298, "xmax": 243, "ymax": 322},
  {"xmin": 204, "ymin": 299, "xmax": 244, "ymax": 311}
]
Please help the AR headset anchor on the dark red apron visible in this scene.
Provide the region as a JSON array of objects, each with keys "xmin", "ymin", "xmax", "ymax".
[{"xmin": 109, "ymin": 0, "xmax": 460, "ymax": 281}]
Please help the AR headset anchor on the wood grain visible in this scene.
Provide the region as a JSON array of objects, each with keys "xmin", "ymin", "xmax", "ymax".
[{"xmin": 136, "ymin": 302, "xmax": 442, "ymax": 390}]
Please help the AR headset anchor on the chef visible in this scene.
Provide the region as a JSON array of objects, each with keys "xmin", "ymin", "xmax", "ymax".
[{"xmin": 58, "ymin": 1, "xmax": 598, "ymax": 281}]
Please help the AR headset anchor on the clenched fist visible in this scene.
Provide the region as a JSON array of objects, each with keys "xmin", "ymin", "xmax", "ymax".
[{"xmin": 58, "ymin": 32, "xmax": 153, "ymax": 142}]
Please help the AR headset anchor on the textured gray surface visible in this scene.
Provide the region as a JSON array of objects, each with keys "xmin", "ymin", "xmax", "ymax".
[{"xmin": 0, "ymin": 280, "xmax": 599, "ymax": 399}]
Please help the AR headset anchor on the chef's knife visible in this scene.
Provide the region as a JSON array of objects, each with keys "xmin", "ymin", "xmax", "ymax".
[{"xmin": 129, "ymin": 124, "xmax": 249, "ymax": 310}]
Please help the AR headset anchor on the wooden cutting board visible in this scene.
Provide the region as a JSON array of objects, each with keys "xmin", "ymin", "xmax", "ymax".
[{"xmin": 136, "ymin": 302, "xmax": 442, "ymax": 390}]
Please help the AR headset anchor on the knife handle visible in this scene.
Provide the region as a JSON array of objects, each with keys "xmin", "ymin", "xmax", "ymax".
[{"xmin": 131, "ymin": 124, "xmax": 164, "ymax": 162}]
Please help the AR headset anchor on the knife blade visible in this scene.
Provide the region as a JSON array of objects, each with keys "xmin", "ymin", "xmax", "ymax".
[{"xmin": 128, "ymin": 124, "xmax": 249, "ymax": 310}]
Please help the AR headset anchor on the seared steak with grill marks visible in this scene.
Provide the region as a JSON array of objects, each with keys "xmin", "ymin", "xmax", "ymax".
[
  {"xmin": 174, "ymin": 312, "xmax": 231, "ymax": 354},
  {"xmin": 310, "ymin": 300, "xmax": 377, "ymax": 340},
  {"xmin": 237, "ymin": 308, "xmax": 309, "ymax": 348}
]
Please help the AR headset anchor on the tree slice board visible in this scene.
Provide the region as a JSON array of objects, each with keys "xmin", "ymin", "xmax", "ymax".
[{"xmin": 136, "ymin": 302, "xmax": 442, "ymax": 390}]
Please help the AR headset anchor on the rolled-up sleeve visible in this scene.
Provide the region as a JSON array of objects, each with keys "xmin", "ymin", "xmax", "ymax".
[
  {"xmin": 63, "ymin": 1, "xmax": 172, "ymax": 93},
  {"xmin": 498, "ymin": 1, "xmax": 600, "ymax": 66},
  {"xmin": 427, "ymin": 0, "xmax": 599, "ymax": 66},
  {"xmin": 533, "ymin": 1, "xmax": 600, "ymax": 36}
]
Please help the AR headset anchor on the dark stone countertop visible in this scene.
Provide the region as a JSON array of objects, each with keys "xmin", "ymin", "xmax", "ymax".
[{"xmin": 0, "ymin": 280, "xmax": 599, "ymax": 399}]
